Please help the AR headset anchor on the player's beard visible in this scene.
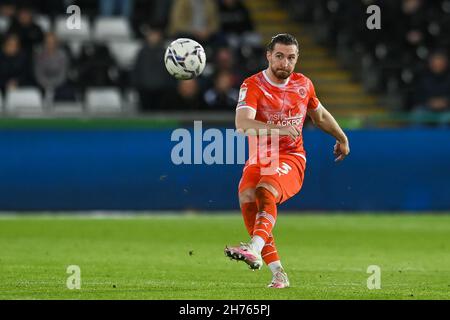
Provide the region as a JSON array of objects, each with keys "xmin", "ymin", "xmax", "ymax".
[{"xmin": 271, "ymin": 66, "xmax": 292, "ymax": 80}]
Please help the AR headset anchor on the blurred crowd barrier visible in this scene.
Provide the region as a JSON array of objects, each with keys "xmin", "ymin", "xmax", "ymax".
[{"xmin": 0, "ymin": 125, "xmax": 448, "ymax": 211}]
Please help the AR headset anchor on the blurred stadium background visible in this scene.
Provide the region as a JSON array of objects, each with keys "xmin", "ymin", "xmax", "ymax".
[
  {"xmin": 0, "ymin": 0, "xmax": 448, "ymax": 212},
  {"xmin": 0, "ymin": 0, "xmax": 449, "ymax": 301}
]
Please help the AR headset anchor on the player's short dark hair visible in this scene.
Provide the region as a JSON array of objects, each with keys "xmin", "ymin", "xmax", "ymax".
[{"xmin": 267, "ymin": 33, "xmax": 299, "ymax": 52}]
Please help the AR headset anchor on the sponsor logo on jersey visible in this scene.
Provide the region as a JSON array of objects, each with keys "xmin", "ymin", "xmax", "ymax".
[{"xmin": 265, "ymin": 109, "xmax": 304, "ymax": 127}]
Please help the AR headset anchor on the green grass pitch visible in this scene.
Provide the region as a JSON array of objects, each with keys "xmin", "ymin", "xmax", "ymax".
[{"xmin": 0, "ymin": 213, "xmax": 449, "ymax": 300}]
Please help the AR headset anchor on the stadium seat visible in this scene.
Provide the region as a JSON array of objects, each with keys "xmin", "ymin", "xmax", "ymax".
[
  {"xmin": 66, "ymin": 41, "xmax": 83, "ymax": 59},
  {"xmin": 35, "ymin": 15, "xmax": 52, "ymax": 33},
  {"xmin": 0, "ymin": 16, "xmax": 10, "ymax": 33},
  {"xmin": 55, "ymin": 15, "xmax": 91, "ymax": 41},
  {"xmin": 5, "ymin": 88, "xmax": 44, "ymax": 114},
  {"xmin": 108, "ymin": 40, "xmax": 142, "ymax": 70},
  {"xmin": 85, "ymin": 88, "xmax": 122, "ymax": 113},
  {"xmin": 93, "ymin": 17, "xmax": 132, "ymax": 42}
]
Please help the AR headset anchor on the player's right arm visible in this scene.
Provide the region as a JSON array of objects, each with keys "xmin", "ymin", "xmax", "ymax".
[
  {"xmin": 235, "ymin": 108, "xmax": 300, "ymax": 140},
  {"xmin": 235, "ymin": 81, "xmax": 300, "ymax": 139}
]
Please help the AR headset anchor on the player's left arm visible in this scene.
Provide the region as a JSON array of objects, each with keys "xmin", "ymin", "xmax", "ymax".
[{"xmin": 307, "ymin": 105, "xmax": 350, "ymax": 162}]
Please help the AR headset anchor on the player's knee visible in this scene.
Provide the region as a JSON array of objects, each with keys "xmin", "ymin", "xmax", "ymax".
[
  {"xmin": 255, "ymin": 183, "xmax": 279, "ymax": 202},
  {"xmin": 239, "ymin": 188, "xmax": 256, "ymax": 205}
]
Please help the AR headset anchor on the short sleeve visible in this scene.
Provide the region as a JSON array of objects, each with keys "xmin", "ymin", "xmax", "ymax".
[
  {"xmin": 236, "ymin": 81, "xmax": 259, "ymax": 112},
  {"xmin": 307, "ymin": 79, "xmax": 321, "ymax": 111}
]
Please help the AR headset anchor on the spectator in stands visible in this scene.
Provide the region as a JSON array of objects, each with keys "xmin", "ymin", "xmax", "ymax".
[
  {"xmin": 132, "ymin": 26, "xmax": 174, "ymax": 112},
  {"xmin": 75, "ymin": 42, "xmax": 119, "ymax": 90},
  {"xmin": 398, "ymin": 0, "xmax": 429, "ymax": 49},
  {"xmin": 218, "ymin": 0, "xmax": 261, "ymax": 49},
  {"xmin": 168, "ymin": 0, "xmax": 220, "ymax": 45},
  {"xmin": 219, "ymin": 0, "xmax": 253, "ymax": 34},
  {"xmin": 0, "ymin": 0, "xmax": 16, "ymax": 19},
  {"xmin": 0, "ymin": 33, "xmax": 32, "ymax": 93},
  {"xmin": 412, "ymin": 51, "xmax": 450, "ymax": 123},
  {"xmin": 160, "ymin": 79, "xmax": 205, "ymax": 110},
  {"xmin": 210, "ymin": 47, "xmax": 244, "ymax": 88},
  {"xmin": 99, "ymin": 0, "xmax": 134, "ymax": 18},
  {"xmin": 34, "ymin": 33, "xmax": 69, "ymax": 98},
  {"xmin": 204, "ymin": 71, "xmax": 239, "ymax": 110},
  {"xmin": 134, "ymin": 0, "xmax": 173, "ymax": 36},
  {"xmin": 40, "ymin": 0, "xmax": 74, "ymax": 19},
  {"xmin": 7, "ymin": 5, "xmax": 44, "ymax": 57}
]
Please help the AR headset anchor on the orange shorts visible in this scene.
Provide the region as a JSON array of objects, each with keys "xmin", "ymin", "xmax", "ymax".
[{"xmin": 238, "ymin": 154, "xmax": 306, "ymax": 204}]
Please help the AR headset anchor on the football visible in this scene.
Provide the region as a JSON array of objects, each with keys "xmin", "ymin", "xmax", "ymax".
[{"xmin": 164, "ymin": 38, "xmax": 207, "ymax": 80}]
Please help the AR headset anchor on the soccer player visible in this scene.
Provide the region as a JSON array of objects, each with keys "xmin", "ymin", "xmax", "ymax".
[{"xmin": 224, "ymin": 34, "xmax": 350, "ymax": 288}]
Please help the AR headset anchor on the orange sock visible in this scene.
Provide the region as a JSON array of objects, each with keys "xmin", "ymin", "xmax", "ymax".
[
  {"xmin": 261, "ymin": 235, "xmax": 280, "ymax": 265},
  {"xmin": 242, "ymin": 195, "xmax": 280, "ymax": 265},
  {"xmin": 253, "ymin": 187, "xmax": 277, "ymax": 242},
  {"xmin": 241, "ymin": 202, "xmax": 257, "ymax": 236}
]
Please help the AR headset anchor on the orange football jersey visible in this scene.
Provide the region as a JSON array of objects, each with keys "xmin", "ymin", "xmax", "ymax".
[{"xmin": 236, "ymin": 70, "xmax": 321, "ymax": 163}]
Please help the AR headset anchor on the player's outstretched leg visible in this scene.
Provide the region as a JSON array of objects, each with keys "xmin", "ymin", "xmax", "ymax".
[
  {"xmin": 225, "ymin": 185, "xmax": 278, "ymax": 271},
  {"xmin": 249, "ymin": 185, "xmax": 278, "ymax": 264},
  {"xmin": 224, "ymin": 241, "xmax": 263, "ymax": 270},
  {"xmin": 224, "ymin": 201, "xmax": 263, "ymax": 270}
]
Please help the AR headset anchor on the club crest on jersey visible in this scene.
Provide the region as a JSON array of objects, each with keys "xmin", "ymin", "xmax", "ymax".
[{"xmin": 298, "ymin": 87, "xmax": 307, "ymax": 98}]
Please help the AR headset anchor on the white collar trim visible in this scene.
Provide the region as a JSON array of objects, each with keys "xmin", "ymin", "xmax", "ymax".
[{"xmin": 263, "ymin": 70, "xmax": 290, "ymax": 88}]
